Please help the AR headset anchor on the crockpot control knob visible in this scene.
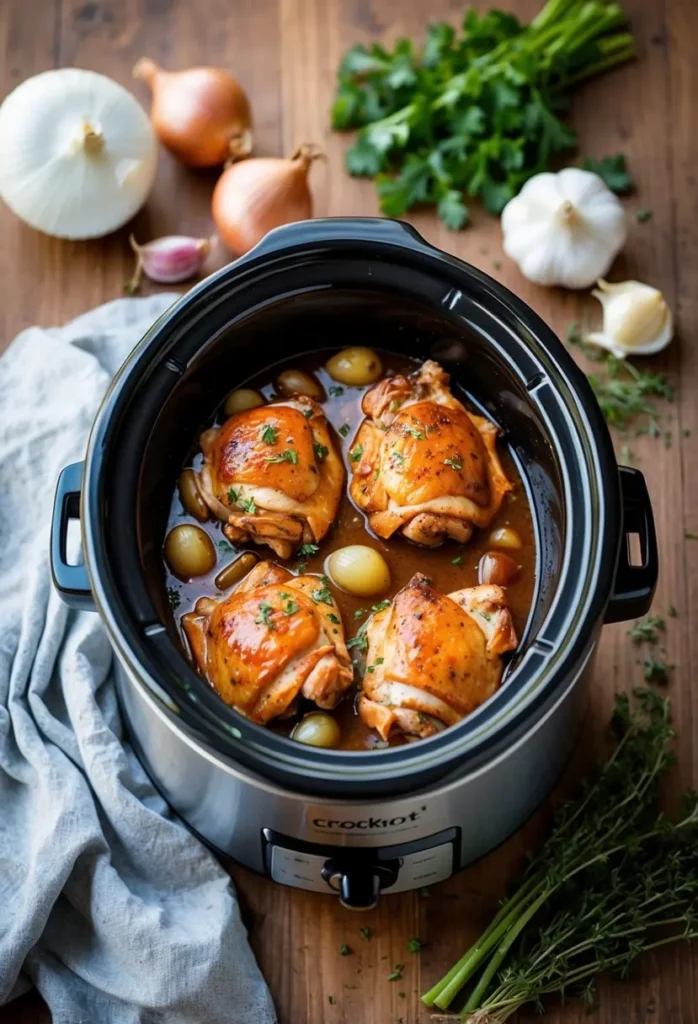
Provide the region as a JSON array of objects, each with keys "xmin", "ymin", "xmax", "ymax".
[{"xmin": 321, "ymin": 859, "xmax": 399, "ymax": 910}]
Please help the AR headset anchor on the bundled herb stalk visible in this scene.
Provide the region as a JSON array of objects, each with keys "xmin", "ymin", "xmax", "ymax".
[
  {"xmin": 332, "ymin": 0, "xmax": 635, "ymax": 228},
  {"xmin": 422, "ymin": 690, "xmax": 698, "ymax": 1019}
]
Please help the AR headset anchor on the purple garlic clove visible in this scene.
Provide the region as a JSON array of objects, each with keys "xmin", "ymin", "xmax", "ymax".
[{"xmin": 126, "ymin": 234, "xmax": 211, "ymax": 292}]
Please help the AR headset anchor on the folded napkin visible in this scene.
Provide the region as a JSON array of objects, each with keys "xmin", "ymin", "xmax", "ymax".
[{"xmin": 0, "ymin": 297, "xmax": 276, "ymax": 1024}]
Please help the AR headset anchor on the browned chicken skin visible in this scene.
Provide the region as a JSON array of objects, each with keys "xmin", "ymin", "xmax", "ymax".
[
  {"xmin": 349, "ymin": 360, "xmax": 512, "ymax": 546},
  {"xmin": 358, "ymin": 573, "xmax": 517, "ymax": 741},
  {"xmin": 196, "ymin": 397, "xmax": 344, "ymax": 559},
  {"xmin": 182, "ymin": 561, "xmax": 353, "ymax": 724}
]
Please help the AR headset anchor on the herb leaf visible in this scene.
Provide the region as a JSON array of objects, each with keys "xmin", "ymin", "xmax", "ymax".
[
  {"xmin": 255, "ymin": 600, "xmax": 276, "ymax": 630},
  {"xmin": 297, "ymin": 543, "xmax": 319, "ymax": 556},
  {"xmin": 239, "ymin": 496, "xmax": 257, "ymax": 514},
  {"xmin": 349, "ymin": 444, "xmax": 364, "ymax": 462},
  {"xmin": 628, "ymin": 616, "xmax": 665, "ymax": 645},
  {"xmin": 261, "ymin": 423, "xmax": 278, "ymax": 444},
  {"xmin": 265, "ymin": 448, "xmax": 298, "ymax": 464},
  {"xmin": 581, "ymin": 153, "xmax": 633, "ymax": 194},
  {"xmin": 444, "ymin": 456, "xmax": 463, "ymax": 470}
]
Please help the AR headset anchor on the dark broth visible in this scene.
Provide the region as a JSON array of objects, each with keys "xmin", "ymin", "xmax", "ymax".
[{"xmin": 163, "ymin": 350, "xmax": 537, "ymax": 751}]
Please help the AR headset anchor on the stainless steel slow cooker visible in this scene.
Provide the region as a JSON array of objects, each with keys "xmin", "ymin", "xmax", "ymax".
[{"xmin": 50, "ymin": 218, "xmax": 657, "ymax": 909}]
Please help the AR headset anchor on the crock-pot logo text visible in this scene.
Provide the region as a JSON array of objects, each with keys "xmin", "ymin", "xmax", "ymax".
[{"xmin": 313, "ymin": 806, "xmax": 427, "ymax": 831}]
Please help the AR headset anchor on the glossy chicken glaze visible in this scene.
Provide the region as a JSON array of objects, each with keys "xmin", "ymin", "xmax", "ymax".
[{"xmin": 163, "ymin": 351, "xmax": 536, "ymax": 751}]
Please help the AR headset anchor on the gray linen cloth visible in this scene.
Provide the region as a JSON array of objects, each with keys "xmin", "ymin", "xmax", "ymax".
[{"xmin": 0, "ymin": 297, "xmax": 276, "ymax": 1024}]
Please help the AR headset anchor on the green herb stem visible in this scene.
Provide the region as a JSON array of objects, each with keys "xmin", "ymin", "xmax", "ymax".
[
  {"xmin": 422, "ymin": 881, "xmax": 543, "ymax": 1006},
  {"xmin": 461, "ymin": 889, "xmax": 551, "ymax": 1013}
]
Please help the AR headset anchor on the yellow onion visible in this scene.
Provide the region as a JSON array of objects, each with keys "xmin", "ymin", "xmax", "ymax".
[
  {"xmin": 133, "ymin": 58, "xmax": 252, "ymax": 167},
  {"xmin": 212, "ymin": 145, "xmax": 322, "ymax": 256}
]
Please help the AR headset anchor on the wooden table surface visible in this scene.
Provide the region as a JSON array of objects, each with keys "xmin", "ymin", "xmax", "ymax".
[{"xmin": 1, "ymin": 0, "xmax": 696, "ymax": 1022}]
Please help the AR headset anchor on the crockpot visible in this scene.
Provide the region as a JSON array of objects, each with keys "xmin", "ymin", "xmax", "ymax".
[{"xmin": 50, "ymin": 218, "xmax": 657, "ymax": 909}]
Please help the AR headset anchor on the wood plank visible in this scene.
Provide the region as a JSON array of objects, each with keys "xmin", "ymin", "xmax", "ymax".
[{"xmin": 1, "ymin": 0, "xmax": 697, "ymax": 1022}]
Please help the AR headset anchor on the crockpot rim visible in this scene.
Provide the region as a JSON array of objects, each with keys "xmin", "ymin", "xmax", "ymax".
[{"xmin": 80, "ymin": 217, "xmax": 621, "ymax": 792}]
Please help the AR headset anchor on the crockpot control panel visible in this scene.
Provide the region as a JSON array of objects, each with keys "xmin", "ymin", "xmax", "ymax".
[{"xmin": 262, "ymin": 827, "xmax": 460, "ymax": 908}]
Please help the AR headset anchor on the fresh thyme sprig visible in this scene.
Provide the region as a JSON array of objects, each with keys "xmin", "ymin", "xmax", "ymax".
[
  {"xmin": 423, "ymin": 690, "xmax": 689, "ymax": 1015},
  {"xmin": 587, "ymin": 356, "xmax": 673, "ymax": 435}
]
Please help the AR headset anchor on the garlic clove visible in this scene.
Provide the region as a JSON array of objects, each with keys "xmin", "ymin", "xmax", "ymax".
[
  {"xmin": 587, "ymin": 279, "xmax": 674, "ymax": 358},
  {"xmin": 126, "ymin": 234, "xmax": 211, "ymax": 292}
]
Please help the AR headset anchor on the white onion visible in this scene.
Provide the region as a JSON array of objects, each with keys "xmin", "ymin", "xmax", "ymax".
[{"xmin": 0, "ymin": 69, "xmax": 157, "ymax": 239}]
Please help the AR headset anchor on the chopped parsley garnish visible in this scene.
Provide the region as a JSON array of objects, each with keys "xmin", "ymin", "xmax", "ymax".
[
  {"xmin": 328, "ymin": 612, "xmax": 340, "ymax": 624},
  {"xmin": 338, "ymin": 423, "xmax": 351, "ymax": 437},
  {"xmin": 391, "ymin": 450, "xmax": 406, "ymax": 468},
  {"xmin": 452, "ymin": 555, "xmax": 463, "ymax": 565},
  {"xmin": 359, "ymin": 927, "xmax": 372, "ymax": 941},
  {"xmin": 265, "ymin": 448, "xmax": 298, "ymax": 464},
  {"xmin": 668, "ymin": 604, "xmax": 678, "ymax": 618},
  {"xmin": 354, "ymin": 608, "xmax": 366, "ymax": 619},
  {"xmin": 280, "ymin": 592, "xmax": 290, "ymax": 599},
  {"xmin": 329, "ymin": 385, "xmax": 345, "ymax": 397},
  {"xmin": 628, "ymin": 616, "xmax": 665, "ymax": 645},
  {"xmin": 339, "ymin": 943, "xmax": 352, "ymax": 956},
  {"xmin": 328, "ymin": 995, "xmax": 335, "ymax": 1005},
  {"xmin": 371, "ymin": 600, "xmax": 391, "ymax": 612},
  {"xmin": 387, "ymin": 964, "xmax": 405, "ymax": 981},
  {"xmin": 349, "ymin": 444, "xmax": 364, "ymax": 462},
  {"xmin": 227, "ymin": 486, "xmax": 240, "ymax": 504},
  {"xmin": 283, "ymin": 599, "xmax": 300, "ymax": 615},
  {"xmin": 348, "ymin": 630, "xmax": 369, "ymax": 654},
  {"xmin": 297, "ymin": 542, "xmax": 319, "ymax": 556},
  {"xmin": 303, "ymin": 408, "xmax": 313, "ymax": 419},
  {"xmin": 261, "ymin": 423, "xmax": 278, "ymax": 444},
  {"xmin": 239, "ymin": 497, "xmax": 257, "ymax": 514},
  {"xmin": 407, "ymin": 937, "xmax": 424, "ymax": 953},
  {"xmin": 311, "ymin": 577, "xmax": 334, "ymax": 605},
  {"xmin": 402, "ymin": 423, "xmax": 426, "ymax": 440},
  {"xmin": 444, "ymin": 456, "xmax": 463, "ymax": 470},
  {"xmin": 255, "ymin": 600, "xmax": 275, "ymax": 629},
  {"xmin": 636, "ymin": 207, "xmax": 652, "ymax": 223},
  {"xmin": 296, "ymin": 561, "xmax": 307, "ymax": 574},
  {"xmin": 366, "ymin": 656, "xmax": 385, "ymax": 674},
  {"xmin": 313, "ymin": 442, "xmax": 330, "ymax": 461},
  {"xmin": 167, "ymin": 586, "xmax": 181, "ymax": 610}
]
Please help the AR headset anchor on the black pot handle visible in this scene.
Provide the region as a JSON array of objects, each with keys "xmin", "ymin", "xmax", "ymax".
[
  {"xmin": 50, "ymin": 461, "xmax": 95, "ymax": 611},
  {"xmin": 246, "ymin": 216, "xmax": 433, "ymax": 261},
  {"xmin": 604, "ymin": 466, "xmax": 658, "ymax": 624}
]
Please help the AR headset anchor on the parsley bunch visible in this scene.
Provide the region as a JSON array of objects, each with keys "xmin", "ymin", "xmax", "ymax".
[
  {"xmin": 423, "ymin": 690, "xmax": 698, "ymax": 1018},
  {"xmin": 332, "ymin": 0, "xmax": 634, "ymax": 228}
]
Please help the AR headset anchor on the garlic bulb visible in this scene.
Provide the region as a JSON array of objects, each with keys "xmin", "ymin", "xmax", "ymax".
[
  {"xmin": 587, "ymin": 279, "xmax": 673, "ymax": 358},
  {"xmin": 0, "ymin": 69, "xmax": 157, "ymax": 239},
  {"xmin": 501, "ymin": 168, "xmax": 627, "ymax": 289}
]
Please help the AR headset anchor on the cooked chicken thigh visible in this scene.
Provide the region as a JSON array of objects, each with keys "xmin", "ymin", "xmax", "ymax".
[
  {"xmin": 196, "ymin": 397, "xmax": 344, "ymax": 559},
  {"xmin": 349, "ymin": 360, "xmax": 512, "ymax": 546},
  {"xmin": 358, "ymin": 573, "xmax": 517, "ymax": 741},
  {"xmin": 182, "ymin": 561, "xmax": 353, "ymax": 724}
]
